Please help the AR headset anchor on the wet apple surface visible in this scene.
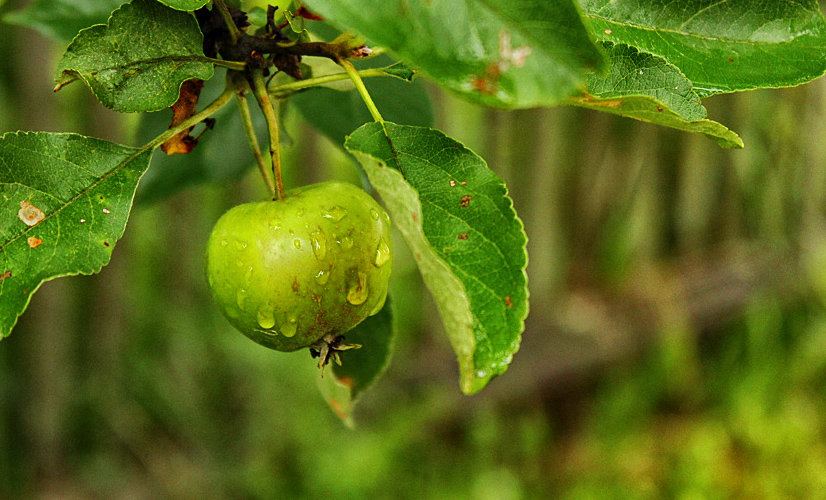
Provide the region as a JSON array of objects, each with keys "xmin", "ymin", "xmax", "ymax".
[{"xmin": 205, "ymin": 181, "xmax": 392, "ymax": 353}]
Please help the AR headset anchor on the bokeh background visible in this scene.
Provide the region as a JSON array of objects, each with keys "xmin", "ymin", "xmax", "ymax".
[{"xmin": 3, "ymin": 2, "xmax": 826, "ymax": 498}]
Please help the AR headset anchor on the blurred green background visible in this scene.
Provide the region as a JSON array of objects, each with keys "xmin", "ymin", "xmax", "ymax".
[{"xmin": 3, "ymin": 2, "xmax": 826, "ymax": 498}]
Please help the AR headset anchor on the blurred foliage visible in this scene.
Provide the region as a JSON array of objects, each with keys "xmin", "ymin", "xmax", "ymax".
[{"xmin": 4, "ymin": 3, "xmax": 826, "ymax": 498}]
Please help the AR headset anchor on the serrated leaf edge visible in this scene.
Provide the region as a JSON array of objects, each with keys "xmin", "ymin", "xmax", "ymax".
[
  {"xmin": 568, "ymin": 93, "xmax": 744, "ymax": 149},
  {"xmin": 348, "ymin": 149, "xmax": 477, "ymax": 391},
  {"xmin": 347, "ymin": 123, "xmax": 529, "ymax": 394},
  {"xmin": 0, "ymin": 131, "xmax": 153, "ymax": 338},
  {"xmin": 54, "ymin": 0, "xmax": 214, "ymax": 113},
  {"xmin": 157, "ymin": 0, "xmax": 210, "ymax": 11}
]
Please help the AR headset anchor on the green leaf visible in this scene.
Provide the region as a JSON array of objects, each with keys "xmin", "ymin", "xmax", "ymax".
[
  {"xmin": 0, "ymin": 132, "xmax": 152, "ymax": 339},
  {"xmin": 2, "ymin": 0, "xmax": 126, "ymax": 42},
  {"xmin": 292, "ymin": 74, "xmax": 433, "ymax": 146},
  {"xmin": 55, "ymin": 0, "xmax": 214, "ymax": 112},
  {"xmin": 582, "ymin": 0, "xmax": 826, "ymax": 95},
  {"xmin": 157, "ymin": 0, "xmax": 208, "ymax": 10},
  {"xmin": 319, "ymin": 297, "xmax": 394, "ymax": 425},
  {"xmin": 571, "ymin": 94, "xmax": 743, "ymax": 149},
  {"xmin": 570, "ymin": 41, "xmax": 742, "ymax": 147},
  {"xmin": 375, "ymin": 62, "xmax": 417, "ymax": 83},
  {"xmin": 585, "ymin": 43, "xmax": 706, "ymax": 122},
  {"xmin": 304, "ymin": 0, "xmax": 605, "ymax": 108},
  {"xmin": 345, "ymin": 122, "xmax": 528, "ymax": 394}
]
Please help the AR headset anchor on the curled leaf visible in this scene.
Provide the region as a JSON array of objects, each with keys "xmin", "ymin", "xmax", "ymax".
[{"xmin": 161, "ymin": 79, "xmax": 205, "ymax": 155}]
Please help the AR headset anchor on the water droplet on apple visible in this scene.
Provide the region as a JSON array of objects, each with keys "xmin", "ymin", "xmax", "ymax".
[
  {"xmin": 268, "ymin": 219, "xmax": 280, "ymax": 230},
  {"xmin": 220, "ymin": 239, "xmax": 228, "ymax": 247},
  {"xmin": 236, "ymin": 288, "xmax": 247, "ymax": 310},
  {"xmin": 338, "ymin": 235, "xmax": 354, "ymax": 249},
  {"xmin": 311, "ymin": 231, "xmax": 327, "ymax": 260},
  {"xmin": 314, "ymin": 269, "xmax": 330, "ymax": 285},
  {"xmin": 281, "ymin": 317, "xmax": 298, "ymax": 337},
  {"xmin": 370, "ymin": 209, "xmax": 379, "ymax": 220},
  {"xmin": 293, "ymin": 238, "xmax": 301, "ymax": 249},
  {"xmin": 235, "ymin": 240, "xmax": 247, "ymax": 250},
  {"xmin": 256, "ymin": 306, "xmax": 275, "ymax": 329},
  {"xmin": 346, "ymin": 271, "xmax": 369, "ymax": 305},
  {"xmin": 373, "ymin": 238, "xmax": 391, "ymax": 267},
  {"xmin": 323, "ymin": 206, "xmax": 347, "ymax": 222}
]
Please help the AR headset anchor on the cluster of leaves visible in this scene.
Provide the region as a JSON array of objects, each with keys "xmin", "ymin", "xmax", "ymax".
[{"xmin": 2, "ymin": 0, "xmax": 826, "ymax": 420}]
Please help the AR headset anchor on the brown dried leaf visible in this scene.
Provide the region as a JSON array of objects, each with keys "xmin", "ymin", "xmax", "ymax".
[{"xmin": 161, "ymin": 79, "xmax": 204, "ymax": 155}]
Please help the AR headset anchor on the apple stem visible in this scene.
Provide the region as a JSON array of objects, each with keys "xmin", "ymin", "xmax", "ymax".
[
  {"xmin": 251, "ymin": 70, "xmax": 287, "ymax": 201},
  {"xmin": 337, "ymin": 58, "xmax": 385, "ymax": 124},
  {"xmin": 236, "ymin": 92, "xmax": 276, "ymax": 197}
]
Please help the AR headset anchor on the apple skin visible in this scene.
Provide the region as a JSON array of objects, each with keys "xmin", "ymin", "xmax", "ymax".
[{"xmin": 205, "ymin": 182, "xmax": 392, "ymax": 352}]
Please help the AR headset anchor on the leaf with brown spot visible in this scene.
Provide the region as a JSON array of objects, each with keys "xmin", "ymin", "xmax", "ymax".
[
  {"xmin": 346, "ymin": 122, "xmax": 528, "ymax": 394},
  {"xmin": 570, "ymin": 43, "xmax": 743, "ymax": 148},
  {"xmin": 304, "ymin": 0, "xmax": 604, "ymax": 108},
  {"xmin": 0, "ymin": 131, "xmax": 153, "ymax": 339}
]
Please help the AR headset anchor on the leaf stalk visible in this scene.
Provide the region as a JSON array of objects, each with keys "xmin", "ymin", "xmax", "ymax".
[
  {"xmin": 337, "ymin": 58, "xmax": 384, "ymax": 124},
  {"xmin": 236, "ymin": 92, "xmax": 276, "ymax": 197},
  {"xmin": 250, "ymin": 70, "xmax": 286, "ymax": 201},
  {"xmin": 145, "ymin": 87, "xmax": 234, "ymax": 152},
  {"xmin": 268, "ymin": 67, "xmax": 391, "ymax": 96}
]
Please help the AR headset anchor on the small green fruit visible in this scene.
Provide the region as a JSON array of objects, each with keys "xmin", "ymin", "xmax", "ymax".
[{"xmin": 205, "ymin": 182, "xmax": 392, "ymax": 357}]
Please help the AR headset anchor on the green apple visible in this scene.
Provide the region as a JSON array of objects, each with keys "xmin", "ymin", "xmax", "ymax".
[{"xmin": 205, "ymin": 182, "xmax": 392, "ymax": 358}]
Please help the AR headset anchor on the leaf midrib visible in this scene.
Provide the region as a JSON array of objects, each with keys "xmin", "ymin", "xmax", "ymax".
[{"xmin": 62, "ymin": 55, "xmax": 213, "ymax": 77}]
